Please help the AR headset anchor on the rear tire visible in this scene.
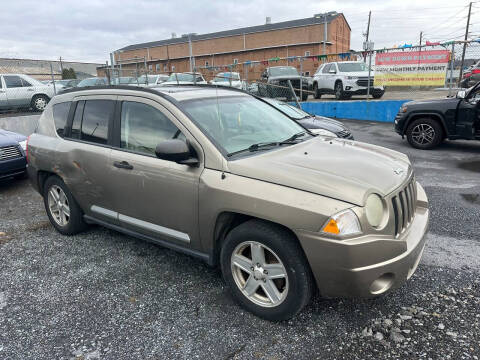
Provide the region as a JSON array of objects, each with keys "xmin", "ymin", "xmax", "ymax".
[
  {"xmin": 372, "ymin": 91, "xmax": 384, "ymax": 99},
  {"xmin": 406, "ymin": 118, "xmax": 444, "ymax": 150},
  {"xmin": 220, "ymin": 220, "xmax": 314, "ymax": 321},
  {"xmin": 43, "ymin": 176, "xmax": 88, "ymax": 235},
  {"xmin": 31, "ymin": 94, "xmax": 49, "ymax": 112}
]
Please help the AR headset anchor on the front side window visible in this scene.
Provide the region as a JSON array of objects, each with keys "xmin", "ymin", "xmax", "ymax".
[
  {"xmin": 322, "ymin": 64, "xmax": 331, "ymax": 74},
  {"xmin": 52, "ymin": 102, "xmax": 71, "ymax": 137},
  {"xmin": 182, "ymin": 96, "xmax": 307, "ymax": 156},
  {"xmin": 120, "ymin": 101, "xmax": 180, "ymax": 156},
  {"xmin": 80, "ymin": 100, "xmax": 114, "ymax": 144},
  {"xmin": 21, "ymin": 78, "xmax": 32, "ymax": 87},
  {"xmin": 4, "ymin": 75, "xmax": 24, "ymax": 88}
]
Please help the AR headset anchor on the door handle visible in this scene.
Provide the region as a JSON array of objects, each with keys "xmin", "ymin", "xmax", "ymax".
[
  {"xmin": 27, "ymin": 88, "xmax": 34, "ymax": 91},
  {"xmin": 113, "ymin": 161, "xmax": 133, "ymax": 170}
]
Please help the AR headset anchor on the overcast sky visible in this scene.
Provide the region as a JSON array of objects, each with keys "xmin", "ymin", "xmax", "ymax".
[{"xmin": 0, "ymin": 0, "xmax": 478, "ymax": 64}]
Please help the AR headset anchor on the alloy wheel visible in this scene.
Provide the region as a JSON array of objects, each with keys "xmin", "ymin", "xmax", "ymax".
[
  {"xmin": 411, "ymin": 123, "xmax": 435, "ymax": 145},
  {"xmin": 47, "ymin": 185, "xmax": 70, "ymax": 226},
  {"xmin": 35, "ymin": 97, "xmax": 47, "ymax": 111},
  {"xmin": 231, "ymin": 241, "xmax": 289, "ymax": 307}
]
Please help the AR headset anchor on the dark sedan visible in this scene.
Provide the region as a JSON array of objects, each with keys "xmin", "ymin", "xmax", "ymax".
[
  {"xmin": 262, "ymin": 98, "xmax": 354, "ymax": 139},
  {"xmin": 0, "ymin": 129, "xmax": 27, "ymax": 180}
]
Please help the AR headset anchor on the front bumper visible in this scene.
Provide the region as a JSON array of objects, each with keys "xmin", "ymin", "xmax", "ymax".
[
  {"xmin": 296, "ymin": 182, "xmax": 429, "ymax": 298},
  {"xmin": 0, "ymin": 157, "xmax": 27, "ymax": 179}
]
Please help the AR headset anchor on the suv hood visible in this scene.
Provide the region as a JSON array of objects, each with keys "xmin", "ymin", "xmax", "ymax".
[
  {"xmin": 342, "ymin": 71, "xmax": 371, "ymax": 77},
  {"xmin": 405, "ymin": 97, "xmax": 460, "ymax": 107},
  {"xmin": 227, "ymin": 137, "xmax": 411, "ymax": 206}
]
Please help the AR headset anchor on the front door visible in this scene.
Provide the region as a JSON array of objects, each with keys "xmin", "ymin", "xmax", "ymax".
[
  {"xmin": 456, "ymin": 86, "xmax": 480, "ymax": 138},
  {"xmin": 3, "ymin": 75, "xmax": 32, "ymax": 107},
  {"xmin": 108, "ymin": 96, "xmax": 202, "ymax": 249},
  {"xmin": 0, "ymin": 76, "xmax": 8, "ymax": 108}
]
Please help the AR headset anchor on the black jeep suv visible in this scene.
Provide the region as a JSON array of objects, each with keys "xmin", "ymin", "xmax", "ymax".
[
  {"xmin": 394, "ymin": 83, "xmax": 480, "ymax": 149},
  {"xmin": 258, "ymin": 66, "xmax": 310, "ymax": 101}
]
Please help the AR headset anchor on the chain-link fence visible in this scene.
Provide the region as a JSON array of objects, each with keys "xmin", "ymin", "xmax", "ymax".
[{"xmin": 2, "ymin": 40, "xmax": 479, "ymax": 115}]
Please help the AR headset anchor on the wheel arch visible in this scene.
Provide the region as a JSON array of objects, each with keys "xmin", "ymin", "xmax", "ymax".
[
  {"xmin": 403, "ymin": 112, "xmax": 448, "ymax": 137},
  {"xmin": 211, "ymin": 211, "xmax": 304, "ymax": 267}
]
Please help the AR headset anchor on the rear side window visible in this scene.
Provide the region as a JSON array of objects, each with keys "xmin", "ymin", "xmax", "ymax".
[
  {"xmin": 52, "ymin": 102, "xmax": 71, "ymax": 137},
  {"xmin": 80, "ymin": 100, "xmax": 114, "ymax": 144}
]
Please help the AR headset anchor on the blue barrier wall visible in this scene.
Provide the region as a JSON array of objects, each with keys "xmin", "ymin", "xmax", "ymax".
[{"xmin": 301, "ymin": 100, "xmax": 411, "ymax": 123}]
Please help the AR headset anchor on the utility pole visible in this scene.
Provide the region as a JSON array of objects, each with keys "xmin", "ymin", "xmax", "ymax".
[
  {"xmin": 364, "ymin": 11, "xmax": 371, "ymax": 62},
  {"xmin": 188, "ymin": 33, "xmax": 193, "ymax": 73},
  {"xmin": 59, "ymin": 56, "xmax": 64, "ymax": 74},
  {"xmin": 458, "ymin": 2, "xmax": 472, "ymax": 86},
  {"xmin": 419, "ymin": 32, "xmax": 423, "ymax": 48},
  {"xmin": 323, "ymin": 13, "xmax": 328, "ymax": 55}
]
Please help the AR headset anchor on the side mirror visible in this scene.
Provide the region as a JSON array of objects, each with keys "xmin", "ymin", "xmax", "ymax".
[
  {"xmin": 329, "ymin": 69, "xmax": 336, "ymax": 74},
  {"xmin": 456, "ymin": 90, "xmax": 466, "ymax": 99},
  {"xmin": 155, "ymin": 139, "xmax": 199, "ymax": 166}
]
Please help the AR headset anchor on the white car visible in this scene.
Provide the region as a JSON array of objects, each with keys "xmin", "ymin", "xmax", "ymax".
[
  {"xmin": 130, "ymin": 74, "xmax": 169, "ymax": 87},
  {"xmin": 161, "ymin": 73, "xmax": 207, "ymax": 86},
  {"xmin": 209, "ymin": 72, "xmax": 243, "ymax": 89},
  {"xmin": 312, "ymin": 61, "xmax": 384, "ymax": 100},
  {"xmin": 0, "ymin": 74, "xmax": 55, "ymax": 111}
]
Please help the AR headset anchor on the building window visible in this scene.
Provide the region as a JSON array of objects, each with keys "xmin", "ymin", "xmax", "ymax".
[
  {"xmin": 164, "ymin": 65, "xmax": 168, "ymax": 72},
  {"xmin": 205, "ymin": 61, "xmax": 209, "ymax": 67},
  {"xmin": 155, "ymin": 64, "xmax": 160, "ymax": 71},
  {"xmin": 148, "ymin": 64, "xmax": 153, "ymax": 71},
  {"xmin": 171, "ymin": 65, "xmax": 175, "ymax": 72},
  {"xmin": 233, "ymin": 59, "xmax": 238, "ymax": 65},
  {"xmin": 305, "ymin": 51, "xmax": 311, "ymax": 57}
]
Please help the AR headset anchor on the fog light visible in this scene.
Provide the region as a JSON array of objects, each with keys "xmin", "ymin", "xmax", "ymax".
[
  {"xmin": 345, "ymin": 86, "xmax": 351, "ymax": 90},
  {"xmin": 369, "ymin": 273, "xmax": 395, "ymax": 295}
]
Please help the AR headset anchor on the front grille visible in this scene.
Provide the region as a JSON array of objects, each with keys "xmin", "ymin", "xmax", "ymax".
[
  {"xmin": 279, "ymin": 79, "xmax": 300, "ymax": 88},
  {"xmin": 391, "ymin": 177, "xmax": 417, "ymax": 237},
  {"xmin": 0, "ymin": 145, "xmax": 22, "ymax": 161},
  {"xmin": 356, "ymin": 77, "xmax": 374, "ymax": 87}
]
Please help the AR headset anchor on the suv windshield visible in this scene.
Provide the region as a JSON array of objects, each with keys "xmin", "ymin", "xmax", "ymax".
[
  {"xmin": 269, "ymin": 67, "xmax": 299, "ymax": 77},
  {"xmin": 214, "ymin": 73, "xmax": 240, "ymax": 82},
  {"xmin": 263, "ymin": 99, "xmax": 310, "ymax": 120},
  {"xmin": 182, "ymin": 96, "xmax": 308, "ymax": 155},
  {"xmin": 135, "ymin": 75, "xmax": 157, "ymax": 84},
  {"xmin": 337, "ymin": 63, "xmax": 370, "ymax": 72}
]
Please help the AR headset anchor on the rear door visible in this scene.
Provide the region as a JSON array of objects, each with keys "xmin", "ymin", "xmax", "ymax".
[
  {"xmin": 108, "ymin": 96, "xmax": 203, "ymax": 249},
  {"xmin": 60, "ymin": 96, "xmax": 118, "ymax": 222},
  {"xmin": 318, "ymin": 64, "xmax": 331, "ymax": 90}
]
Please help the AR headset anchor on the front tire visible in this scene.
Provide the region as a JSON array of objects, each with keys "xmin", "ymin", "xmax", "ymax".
[
  {"xmin": 372, "ymin": 90, "xmax": 384, "ymax": 99},
  {"xmin": 220, "ymin": 220, "xmax": 314, "ymax": 321},
  {"xmin": 334, "ymin": 81, "xmax": 345, "ymax": 100},
  {"xmin": 406, "ymin": 118, "xmax": 444, "ymax": 149},
  {"xmin": 31, "ymin": 94, "xmax": 49, "ymax": 112},
  {"xmin": 43, "ymin": 176, "xmax": 88, "ymax": 235},
  {"xmin": 313, "ymin": 83, "xmax": 321, "ymax": 99}
]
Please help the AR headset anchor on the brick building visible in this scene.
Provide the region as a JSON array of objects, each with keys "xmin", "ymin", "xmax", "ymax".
[{"xmin": 103, "ymin": 12, "xmax": 351, "ymax": 81}]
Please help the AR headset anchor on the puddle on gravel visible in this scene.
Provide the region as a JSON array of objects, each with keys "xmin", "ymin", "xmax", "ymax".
[
  {"xmin": 458, "ymin": 160, "xmax": 480, "ymax": 172},
  {"xmin": 460, "ymin": 193, "xmax": 480, "ymax": 205}
]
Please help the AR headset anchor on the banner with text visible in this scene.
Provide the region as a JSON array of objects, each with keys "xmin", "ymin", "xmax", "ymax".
[{"xmin": 374, "ymin": 50, "xmax": 450, "ymax": 86}]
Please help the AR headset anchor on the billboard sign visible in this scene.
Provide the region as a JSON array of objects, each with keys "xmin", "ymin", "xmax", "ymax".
[{"xmin": 374, "ymin": 50, "xmax": 450, "ymax": 86}]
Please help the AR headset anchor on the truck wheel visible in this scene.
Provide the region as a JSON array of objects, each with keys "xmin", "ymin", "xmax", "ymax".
[
  {"xmin": 220, "ymin": 220, "xmax": 314, "ymax": 321},
  {"xmin": 406, "ymin": 118, "xmax": 444, "ymax": 150},
  {"xmin": 43, "ymin": 176, "xmax": 88, "ymax": 235},
  {"xmin": 334, "ymin": 81, "xmax": 344, "ymax": 100},
  {"xmin": 313, "ymin": 83, "xmax": 321, "ymax": 99},
  {"xmin": 31, "ymin": 94, "xmax": 49, "ymax": 112}
]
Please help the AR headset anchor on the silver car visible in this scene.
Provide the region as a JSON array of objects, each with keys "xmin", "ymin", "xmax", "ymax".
[{"xmin": 0, "ymin": 74, "xmax": 55, "ymax": 111}]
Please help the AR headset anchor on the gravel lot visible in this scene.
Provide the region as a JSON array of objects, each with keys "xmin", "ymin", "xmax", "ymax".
[{"xmin": 1, "ymin": 116, "xmax": 479, "ymax": 359}]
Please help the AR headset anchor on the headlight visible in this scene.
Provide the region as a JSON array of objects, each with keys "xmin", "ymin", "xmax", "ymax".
[
  {"xmin": 310, "ymin": 129, "xmax": 338, "ymax": 137},
  {"xmin": 346, "ymin": 76, "xmax": 358, "ymax": 80},
  {"xmin": 400, "ymin": 105, "xmax": 408, "ymax": 113},
  {"xmin": 321, "ymin": 209, "xmax": 362, "ymax": 236},
  {"xmin": 270, "ymin": 80, "xmax": 279, "ymax": 85},
  {"xmin": 18, "ymin": 140, "xmax": 27, "ymax": 151},
  {"xmin": 365, "ymin": 194, "xmax": 386, "ymax": 228}
]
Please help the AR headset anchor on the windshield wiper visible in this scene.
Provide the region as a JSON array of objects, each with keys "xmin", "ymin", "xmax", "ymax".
[
  {"xmin": 227, "ymin": 142, "xmax": 279, "ymax": 157},
  {"xmin": 279, "ymin": 131, "xmax": 308, "ymax": 144}
]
